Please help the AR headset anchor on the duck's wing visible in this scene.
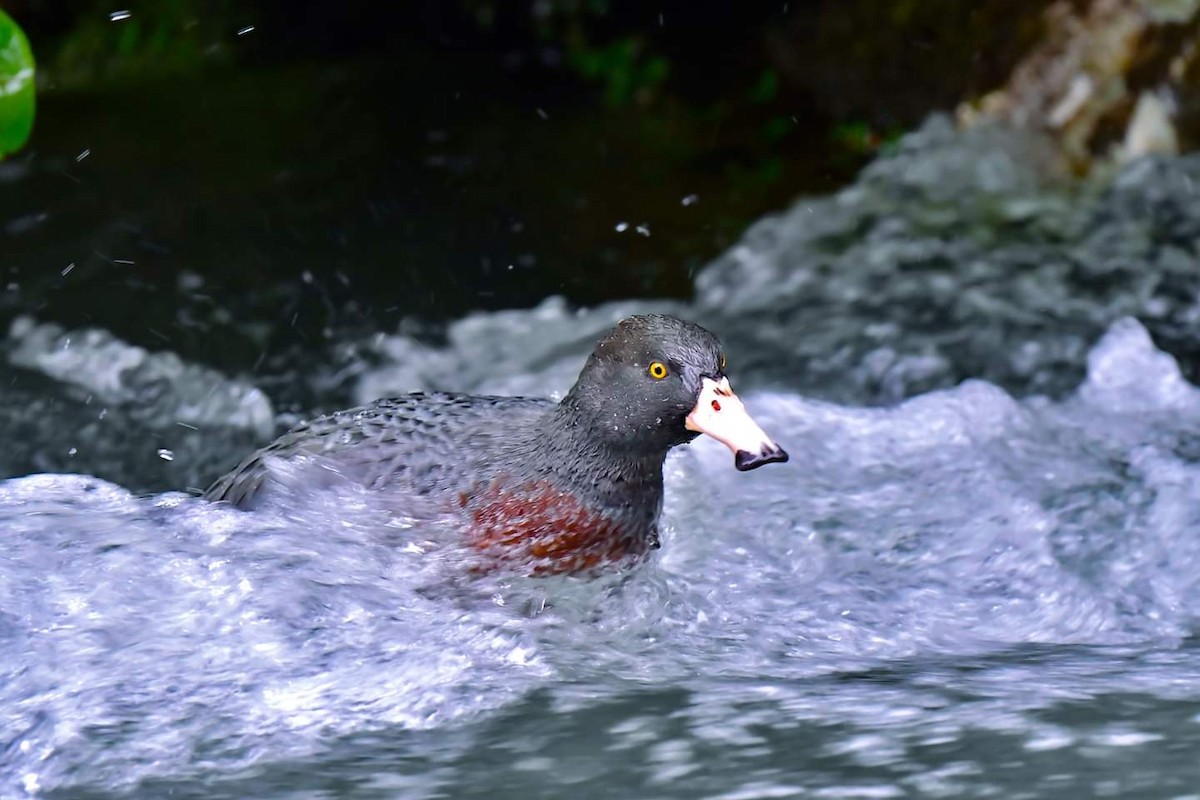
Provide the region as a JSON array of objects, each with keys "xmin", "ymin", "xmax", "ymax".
[{"xmin": 203, "ymin": 392, "xmax": 553, "ymax": 509}]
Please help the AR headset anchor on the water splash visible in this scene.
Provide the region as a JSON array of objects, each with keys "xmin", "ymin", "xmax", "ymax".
[{"xmin": 4, "ymin": 317, "xmax": 1200, "ymax": 797}]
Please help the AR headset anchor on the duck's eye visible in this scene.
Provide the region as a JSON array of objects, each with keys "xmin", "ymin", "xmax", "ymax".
[
  {"xmin": 648, "ymin": 361, "xmax": 669, "ymax": 380},
  {"xmin": 720, "ymin": 353, "xmax": 727, "ymax": 372}
]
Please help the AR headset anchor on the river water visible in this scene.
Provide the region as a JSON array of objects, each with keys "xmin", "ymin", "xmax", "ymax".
[{"xmin": 4, "ymin": 119, "xmax": 1200, "ymax": 798}]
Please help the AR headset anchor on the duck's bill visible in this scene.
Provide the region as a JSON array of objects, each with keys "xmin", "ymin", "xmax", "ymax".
[{"xmin": 685, "ymin": 377, "xmax": 789, "ymax": 471}]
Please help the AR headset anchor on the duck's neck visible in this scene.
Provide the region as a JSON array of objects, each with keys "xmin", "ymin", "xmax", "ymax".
[{"xmin": 507, "ymin": 401, "xmax": 667, "ymax": 526}]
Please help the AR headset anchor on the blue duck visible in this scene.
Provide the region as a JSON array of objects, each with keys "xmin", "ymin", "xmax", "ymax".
[{"xmin": 205, "ymin": 315, "xmax": 787, "ymax": 573}]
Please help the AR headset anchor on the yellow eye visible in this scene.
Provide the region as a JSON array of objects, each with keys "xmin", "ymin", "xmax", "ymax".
[
  {"xmin": 720, "ymin": 354, "xmax": 727, "ymax": 371},
  {"xmin": 648, "ymin": 361, "xmax": 668, "ymax": 380}
]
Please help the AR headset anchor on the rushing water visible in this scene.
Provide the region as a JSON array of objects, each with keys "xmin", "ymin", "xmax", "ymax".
[
  {"xmin": 6, "ymin": 317, "xmax": 1200, "ymax": 799},
  {"xmin": 5, "ymin": 120, "xmax": 1200, "ymax": 798}
]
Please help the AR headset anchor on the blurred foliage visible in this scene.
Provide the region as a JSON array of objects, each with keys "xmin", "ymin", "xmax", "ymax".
[
  {"xmin": 566, "ymin": 35, "xmax": 670, "ymax": 107},
  {"xmin": 45, "ymin": 0, "xmax": 252, "ymax": 89},
  {"xmin": 0, "ymin": 9, "xmax": 36, "ymax": 157},
  {"xmin": 21, "ymin": 0, "xmax": 1060, "ymax": 178},
  {"xmin": 453, "ymin": 0, "xmax": 1056, "ymax": 188},
  {"xmin": 455, "ymin": 0, "xmax": 820, "ymax": 193},
  {"xmin": 10, "ymin": 0, "xmax": 1069, "ymax": 285}
]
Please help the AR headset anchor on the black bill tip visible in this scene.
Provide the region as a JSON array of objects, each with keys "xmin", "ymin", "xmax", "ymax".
[{"xmin": 734, "ymin": 445, "xmax": 789, "ymax": 471}]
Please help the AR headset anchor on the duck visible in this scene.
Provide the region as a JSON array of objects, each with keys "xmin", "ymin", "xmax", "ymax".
[{"xmin": 205, "ymin": 315, "xmax": 788, "ymax": 573}]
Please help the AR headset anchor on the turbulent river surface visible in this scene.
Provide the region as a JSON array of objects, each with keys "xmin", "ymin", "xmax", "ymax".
[{"xmin": 5, "ymin": 119, "xmax": 1200, "ymax": 798}]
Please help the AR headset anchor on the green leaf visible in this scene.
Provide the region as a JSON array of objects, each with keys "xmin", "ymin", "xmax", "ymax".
[{"xmin": 0, "ymin": 10, "xmax": 36, "ymax": 158}]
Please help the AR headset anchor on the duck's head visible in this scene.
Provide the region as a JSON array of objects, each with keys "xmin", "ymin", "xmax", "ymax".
[{"xmin": 560, "ymin": 315, "xmax": 788, "ymax": 470}]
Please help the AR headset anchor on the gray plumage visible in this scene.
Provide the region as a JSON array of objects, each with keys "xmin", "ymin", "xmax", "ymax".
[{"xmin": 204, "ymin": 315, "xmax": 731, "ymax": 550}]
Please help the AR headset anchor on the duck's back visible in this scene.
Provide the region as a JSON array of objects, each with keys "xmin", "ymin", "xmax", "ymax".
[{"xmin": 204, "ymin": 392, "xmax": 554, "ymax": 509}]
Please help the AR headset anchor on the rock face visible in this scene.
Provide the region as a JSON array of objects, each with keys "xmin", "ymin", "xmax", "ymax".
[{"xmin": 960, "ymin": 0, "xmax": 1200, "ymax": 167}]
